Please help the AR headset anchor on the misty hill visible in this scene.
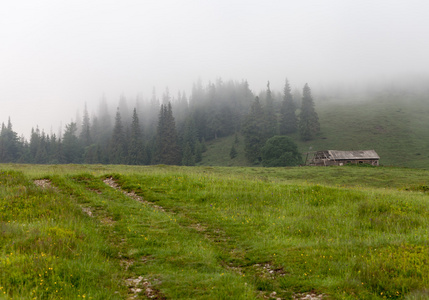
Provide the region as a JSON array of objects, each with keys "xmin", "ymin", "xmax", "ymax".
[
  {"xmin": 1, "ymin": 79, "xmax": 428, "ymax": 169},
  {"xmin": 309, "ymin": 92, "xmax": 429, "ymax": 168},
  {"xmin": 201, "ymin": 91, "xmax": 429, "ymax": 169}
]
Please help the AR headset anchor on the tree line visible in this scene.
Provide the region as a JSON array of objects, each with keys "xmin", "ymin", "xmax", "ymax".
[{"xmin": 0, "ymin": 79, "xmax": 319, "ymax": 166}]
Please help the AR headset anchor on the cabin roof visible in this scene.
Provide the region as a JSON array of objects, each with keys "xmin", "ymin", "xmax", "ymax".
[{"xmin": 326, "ymin": 150, "xmax": 380, "ymax": 160}]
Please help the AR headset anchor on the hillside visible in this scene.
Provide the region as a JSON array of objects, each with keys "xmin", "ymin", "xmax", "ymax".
[
  {"xmin": 201, "ymin": 92, "xmax": 429, "ymax": 168},
  {"xmin": 1, "ymin": 164, "xmax": 428, "ymax": 299}
]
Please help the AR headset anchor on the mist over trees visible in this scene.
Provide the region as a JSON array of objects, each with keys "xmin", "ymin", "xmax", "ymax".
[
  {"xmin": 279, "ymin": 79, "xmax": 298, "ymax": 135},
  {"xmin": 0, "ymin": 79, "xmax": 319, "ymax": 166},
  {"xmin": 299, "ymin": 83, "xmax": 320, "ymax": 141}
]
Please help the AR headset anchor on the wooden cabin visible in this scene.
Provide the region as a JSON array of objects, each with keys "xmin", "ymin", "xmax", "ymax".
[{"xmin": 306, "ymin": 150, "xmax": 380, "ymax": 166}]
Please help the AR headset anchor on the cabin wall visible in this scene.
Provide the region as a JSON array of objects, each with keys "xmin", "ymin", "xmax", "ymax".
[
  {"xmin": 311, "ymin": 159, "xmax": 379, "ymax": 166},
  {"xmin": 340, "ymin": 159, "xmax": 379, "ymax": 166}
]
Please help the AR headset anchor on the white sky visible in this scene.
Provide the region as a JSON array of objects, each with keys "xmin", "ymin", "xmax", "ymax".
[{"xmin": 1, "ymin": 0, "xmax": 429, "ymax": 137}]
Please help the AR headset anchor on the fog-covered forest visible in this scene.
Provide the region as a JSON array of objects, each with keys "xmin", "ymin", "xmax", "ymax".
[{"xmin": 0, "ymin": 79, "xmax": 320, "ymax": 166}]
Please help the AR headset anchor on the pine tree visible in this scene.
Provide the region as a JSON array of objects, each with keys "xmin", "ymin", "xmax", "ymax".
[
  {"xmin": 18, "ymin": 137, "xmax": 31, "ymax": 163},
  {"xmin": 145, "ymin": 137, "xmax": 156, "ymax": 165},
  {"xmin": 109, "ymin": 108, "xmax": 126, "ymax": 164},
  {"xmin": 128, "ymin": 108, "xmax": 145, "ymax": 165},
  {"xmin": 182, "ymin": 117, "xmax": 198, "ymax": 154},
  {"xmin": 207, "ymin": 110, "xmax": 223, "ymax": 139},
  {"xmin": 79, "ymin": 103, "xmax": 92, "ymax": 147},
  {"xmin": 0, "ymin": 118, "xmax": 21, "ymax": 162},
  {"xmin": 62, "ymin": 122, "xmax": 82, "ymax": 163},
  {"xmin": 35, "ymin": 131, "xmax": 49, "ymax": 164},
  {"xmin": 56, "ymin": 136, "xmax": 65, "ymax": 164},
  {"xmin": 264, "ymin": 81, "xmax": 278, "ymax": 138},
  {"xmin": 29, "ymin": 127, "xmax": 41, "ymax": 163},
  {"xmin": 155, "ymin": 104, "xmax": 166, "ymax": 164},
  {"xmin": 242, "ymin": 97, "xmax": 266, "ymax": 163},
  {"xmin": 83, "ymin": 144, "xmax": 102, "ymax": 164},
  {"xmin": 173, "ymin": 91, "xmax": 189, "ymax": 124},
  {"xmin": 94, "ymin": 95, "xmax": 112, "ymax": 147},
  {"xmin": 118, "ymin": 94, "xmax": 131, "ymax": 123},
  {"xmin": 181, "ymin": 142, "xmax": 195, "ymax": 166},
  {"xmin": 155, "ymin": 103, "xmax": 181, "ymax": 165},
  {"xmin": 193, "ymin": 108, "xmax": 208, "ymax": 141},
  {"xmin": 298, "ymin": 83, "xmax": 320, "ymax": 141},
  {"xmin": 48, "ymin": 133, "xmax": 63, "ymax": 163},
  {"xmin": 279, "ymin": 79, "xmax": 298, "ymax": 134}
]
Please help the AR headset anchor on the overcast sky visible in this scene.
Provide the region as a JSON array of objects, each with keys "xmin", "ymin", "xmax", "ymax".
[{"xmin": 1, "ymin": 0, "xmax": 429, "ymax": 137}]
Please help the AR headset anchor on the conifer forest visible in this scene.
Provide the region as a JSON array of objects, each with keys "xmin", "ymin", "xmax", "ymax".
[{"xmin": 0, "ymin": 79, "xmax": 319, "ymax": 166}]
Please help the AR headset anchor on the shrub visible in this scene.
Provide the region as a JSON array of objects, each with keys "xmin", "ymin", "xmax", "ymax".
[{"xmin": 261, "ymin": 136, "xmax": 302, "ymax": 167}]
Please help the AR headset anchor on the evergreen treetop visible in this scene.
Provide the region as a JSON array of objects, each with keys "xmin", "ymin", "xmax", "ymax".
[
  {"xmin": 298, "ymin": 83, "xmax": 320, "ymax": 141},
  {"xmin": 279, "ymin": 78, "xmax": 298, "ymax": 135}
]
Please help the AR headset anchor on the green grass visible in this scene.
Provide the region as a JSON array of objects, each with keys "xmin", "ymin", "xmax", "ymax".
[
  {"xmin": 1, "ymin": 164, "xmax": 429, "ymax": 299},
  {"xmin": 302, "ymin": 94, "xmax": 429, "ymax": 169},
  {"xmin": 201, "ymin": 134, "xmax": 249, "ymax": 167},
  {"xmin": 201, "ymin": 94, "xmax": 429, "ymax": 169},
  {"xmin": 0, "ymin": 170, "xmax": 126, "ymax": 299}
]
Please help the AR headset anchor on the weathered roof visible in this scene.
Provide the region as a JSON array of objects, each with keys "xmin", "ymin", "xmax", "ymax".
[{"xmin": 327, "ymin": 150, "xmax": 380, "ymax": 160}]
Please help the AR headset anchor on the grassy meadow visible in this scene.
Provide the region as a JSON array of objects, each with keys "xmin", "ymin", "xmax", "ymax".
[
  {"xmin": 1, "ymin": 163, "xmax": 428, "ymax": 299},
  {"xmin": 202, "ymin": 93, "xmax": 429, "ymax": 169}
]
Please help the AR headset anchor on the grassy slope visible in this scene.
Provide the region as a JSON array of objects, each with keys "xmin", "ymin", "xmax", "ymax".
[
  {"xmin": 202, "ymin": 134, "xmax": 248, "ymax": 167},
  {"xmin": 1, "ymin": 164, "xmax": 429, "ymax": 299},
  {"xmin": 200, "ymin": 93, "xmax": 429, "ymax": 168}
]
